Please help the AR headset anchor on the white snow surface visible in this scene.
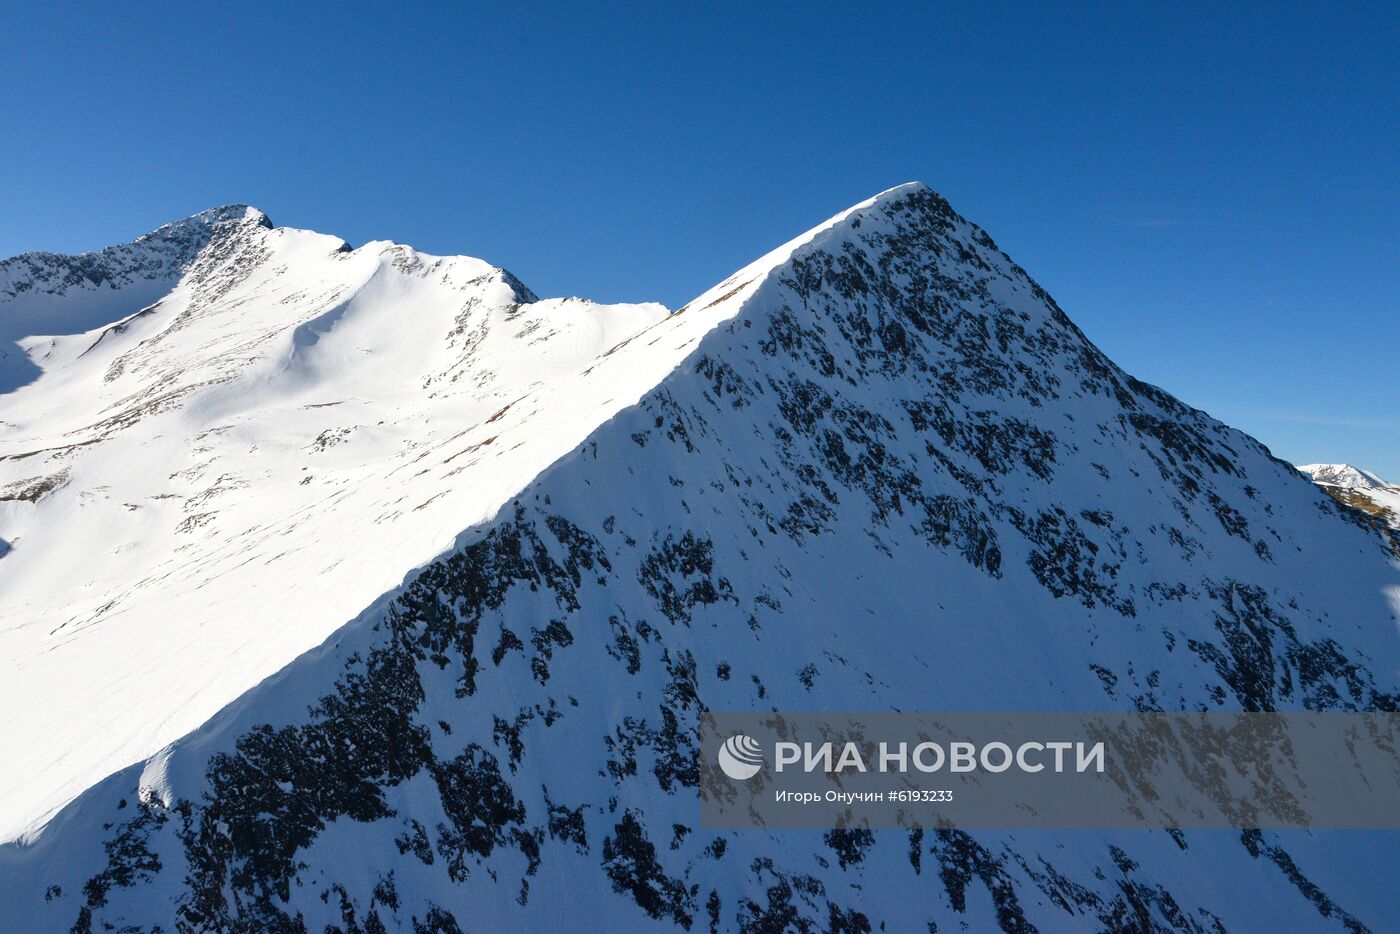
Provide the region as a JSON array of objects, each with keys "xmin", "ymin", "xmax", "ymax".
[
  {"xmin": 1299, "ymin": 464, "xmax": 1400, "ymax": 532},
  {"xmin": 2, "ymin": 185, "xmax": 1399, "ymax": 931},
  {"xmin": 0, "ymin": 190, "xmax": 879, "ymax": 842},
  {"xmin": 1297, "ymin": 464, "xmax": 1393, "ymax": 491}
]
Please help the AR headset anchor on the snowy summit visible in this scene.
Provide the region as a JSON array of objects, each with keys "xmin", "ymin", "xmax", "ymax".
[{"xmin": 1298, "ymin": 464, "xmax": 1400, "ymax": 532}]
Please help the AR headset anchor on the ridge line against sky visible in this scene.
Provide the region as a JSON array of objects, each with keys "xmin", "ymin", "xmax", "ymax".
[{"xmin": 3, "ymin": 1, "xmax": 1396, "ymax": 477}]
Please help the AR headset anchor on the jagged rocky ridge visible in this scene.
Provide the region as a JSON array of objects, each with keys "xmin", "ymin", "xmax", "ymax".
[
  {"xmin": 3, "ymin": 185, "xmax": 1399, "ymax": 931},
  {"xmin": 0, "ymin": 205, "xmax": 267, "ymax": 305},
  {"xmin": 0, "ymin": 206, "xmax": 271, "ymax": 384}
]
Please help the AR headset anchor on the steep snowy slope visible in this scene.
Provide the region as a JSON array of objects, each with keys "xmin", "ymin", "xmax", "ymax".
[
  {"xmin": 4, "ymin": 185, "xmax": 1400, "ymax": 931},
  {"xmin": 1299, "ymin": 464, "xmax": 1400, "ymax": 533},
  {"xmin": 0, "ymin": 206, "xmax": 261, "ymax": 393},
  {"xmin": 0, "ymin": 207, "xmax": 687, "ymax": 841}
]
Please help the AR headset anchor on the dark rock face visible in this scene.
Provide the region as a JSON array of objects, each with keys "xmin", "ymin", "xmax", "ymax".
[{"xmin": 9, "ymin": 186, "xmax": 1400, "ymax": 931}]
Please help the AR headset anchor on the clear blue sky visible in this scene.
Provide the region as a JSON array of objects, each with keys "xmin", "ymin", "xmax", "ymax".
[{"xmin": 4, "ymin": 2, "xmax": 1397, "ymax": 477}]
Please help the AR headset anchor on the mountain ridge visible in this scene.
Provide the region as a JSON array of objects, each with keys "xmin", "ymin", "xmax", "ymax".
[
  {"xmin": 0, "ymin": 203, "xmax": 271, "ymax": 311},
  {"xmin": 1299, "ymin": 464, "xmax": 1400, "ymax": 535},
  {"xmin": 3, "ymin": 185, "xmax": 1399, "ymax": 930},
  {"xmin": 1298, "ymin": 463, "xmax": 1393, "ymax": 492},
  {"xmin": 0, "ymin": 184, "xmax": 932, "ymax": 845}
]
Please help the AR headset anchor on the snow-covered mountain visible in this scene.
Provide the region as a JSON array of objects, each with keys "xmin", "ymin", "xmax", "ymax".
[
  {"xmin": 1298, "ymin": 464, "xmax": 1400, "ymax": 534},
  {"xmin": 0, "ymin": 206, "xmax": 675, "ymax": 842},
  {"xmin": 3, "ymin": 185, "xmax": 1399, "ymax": 931},
  {"xmin": 1298, "ymin": 464, "xmax": 1391, "ymax": 492}
]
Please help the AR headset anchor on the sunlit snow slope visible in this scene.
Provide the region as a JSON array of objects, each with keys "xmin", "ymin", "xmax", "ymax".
[
  {"xmin": 1299, "ymin": 464, "xmax": 1400, "ymax": 533},
  {"xmin": 0, "ymin": 203, "xmax": 784, "ymax": 840}
]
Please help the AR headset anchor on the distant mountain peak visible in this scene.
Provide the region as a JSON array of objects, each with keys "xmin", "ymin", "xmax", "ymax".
[
  {"xmin": 1298, "ymin": 464, "xmax": 1400, "ymax": 538},
  {"xmin": 0, "ymin": 204, "xmax": 278, "ymax": 345},
  {"xmin": 137, "ymin": 203, "xmax": 273, "ymax": 240},
  {"xmin": 1297, "ymin": 463, "xmax": 1392, "ymax": 490}
]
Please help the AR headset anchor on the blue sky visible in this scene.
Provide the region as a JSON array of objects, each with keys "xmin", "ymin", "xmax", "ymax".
[{"xmin": 4, "ymin": 2, "xmax": 1397, "ymax": 476}]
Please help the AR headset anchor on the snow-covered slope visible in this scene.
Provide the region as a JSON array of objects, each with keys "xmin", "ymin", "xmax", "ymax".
[
  {"xmin": 1299, "ymin": 464, "xmax": 1400, "ymax": 533},
  {"xmin": 0, "ymin": 207, "xmax": 686, "ymax": 841},
  {"xmin": 0, "ymin": 206, "xmax": 265, "ymax": 374},
  {"xmin": 1298, "ymin": 464, "xmax": 1391, "ymax": 491},
  {"xmin": 3, "ymin": 185, "xmax": 1400, "ymax": 931}
]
